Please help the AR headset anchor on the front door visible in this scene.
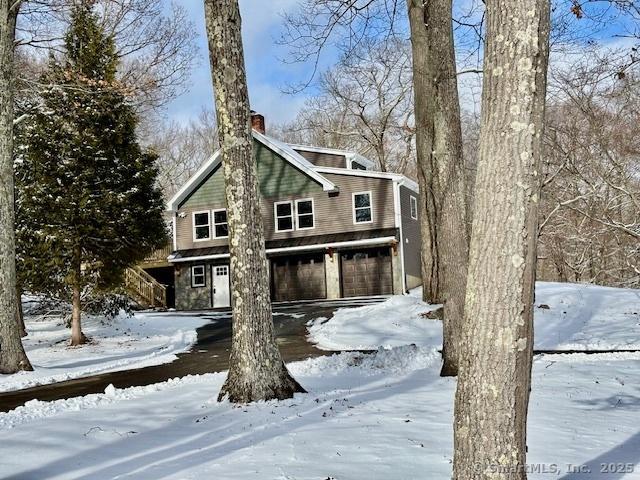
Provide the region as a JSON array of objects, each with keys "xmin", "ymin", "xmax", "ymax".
[{"xmin": 212, "ymin": 265, "xmax": 230, "ymax": 308}]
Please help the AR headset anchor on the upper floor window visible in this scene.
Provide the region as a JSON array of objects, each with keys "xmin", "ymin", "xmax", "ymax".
[
  {"xmin": 213, "ymin": 209, "xmax": 229, "ymax": 238},
  {"xmin": 193, "ymin": 211, "xmax": 211, "ymax": 241},
  {"xmin": 410, "ymin": 196, "xmax": 418, "ymax": 220},
  {"xmin": 295, "ymin": 199, "xmax": 315, "ymax": 230},
  {"xmin": 191, "ymin": 265, "xmax": 206, "ymax": 287},
  {"xmin": 274, "ymin": 201, "xmax": 294, "ymax": 232},
  {"xmin": 353, "ymin": 191, "xmax": 373, "ymax": 224}
]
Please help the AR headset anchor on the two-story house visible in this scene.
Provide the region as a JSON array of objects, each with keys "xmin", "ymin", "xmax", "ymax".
[{"xmin": 165, "ymin": 114, "xmax": 421, "ymax": 310}]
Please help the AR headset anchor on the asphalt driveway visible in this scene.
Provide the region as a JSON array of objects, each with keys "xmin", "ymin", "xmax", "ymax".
[{"xmin": 0, "ymin": 297, "xmax": 385, "ymax": 412}]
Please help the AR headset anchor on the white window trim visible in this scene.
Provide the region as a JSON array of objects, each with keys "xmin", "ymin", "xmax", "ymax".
[
  {"xmin": 274, "ymin": 200, "xmax": 294, "ymax": 233},
  {"xmin": 410, "ymin": 195, "xmax": 418, "ymax": 220},
  {"xmin": 192, "ymin": 210, "xmax": 211, "ymax": 242},
  {"xmin": 191, "ymin": 265, "xmax": 206, "ymax": 288},
  {"xmin": 352, "ymin": 191, "xmax": 374, "ymax": 224},
  {"xmin": 212, "ymin": 208, "xmax": 229, "ymax": 239},
  {"xmin": 295, "ymin": 198, "xmax": 316, "ymax": 231}
]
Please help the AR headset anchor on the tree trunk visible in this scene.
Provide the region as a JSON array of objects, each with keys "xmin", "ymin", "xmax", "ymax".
[
  {"xmin": 452, "ymin": 1, "xmax": 550, "ymax": 479},
  {"xmin": 69, "ymin": 250, "xmax": 86, "ymax": 346},
  {"xmin": 204, "ymin": 0, "xmax": 305, "ymax": 403},
  {"xmin": 0, "ymin": 1, "xmax": 31, "ymax": 374},
  {"xmin": 16, "ymin": 285, "xmax": 26, "ymax": 337},
  {"xmin": 407, "ymin": 0, "xmax": 469, "ymax": 376}
]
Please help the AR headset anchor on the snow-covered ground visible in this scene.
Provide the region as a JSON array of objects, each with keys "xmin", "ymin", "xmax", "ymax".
[
  {"xmin": 1, "ymin": 347, "xmax": 639, "ymax": 479},
  {"xmin": 0, "ymin": 307, "xmax": 216, "ymax": 393},
  {"xmin": 1, "ymin": 282, "xmax": 639, "ymax": 479},
  {"xmin": 308, "ymin": 282, "xmax": 640, "ymax": 351}
]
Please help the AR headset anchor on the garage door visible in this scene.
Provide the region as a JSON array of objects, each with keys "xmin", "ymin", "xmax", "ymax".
[
  {"xmin": 272, "ymin": 253, "xmax": 326, "ymax": 302},
  {"xmin": 341, "ymin": 247, "xmax": 393, "ymax": 297}
]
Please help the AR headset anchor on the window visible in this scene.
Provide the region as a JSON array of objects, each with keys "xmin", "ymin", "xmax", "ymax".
[
  {"xmin": 353, "ymin": 191, "xmax": 373, "ymax": 224},
  {"xmin": 295, "ymin": 199, "xmax": 315, "ymax": 230},
  {"xmin": 351, "ymin": 161, "xmax": 367, "ymax": 170},
  {"xmin": 213, "ymin": 209, "xmax": 228, "ymax": 238},
  {"xmin": 193, "ymin": 211, "xmax": 211, "ymax": 241},
  {"xmin": 191, "ymin": 265, "xmax": 206, "ymax": 287},
  {"xmin": 410, "ymin": 196, "xmax": 418, "ymax": 220},
  {"xmin": 214, "ymin": 265, "xmax": 228, "ymax": 276},
  {"xmin": 274, "ymin": 201, "xmax": 294, "ymax": 232}
]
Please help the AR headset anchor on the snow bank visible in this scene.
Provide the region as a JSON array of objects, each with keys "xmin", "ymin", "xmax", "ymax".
[
  {"xmin": 308, "ymin": 291, "xmax": 443, "ymax": 350},
  {"xmin": 309, "ymin": 282, "xmax": 640, "ymax": 352},
  {"xmin": 0, "ymin": 309, "xmax": 217, "ymax": 393}
]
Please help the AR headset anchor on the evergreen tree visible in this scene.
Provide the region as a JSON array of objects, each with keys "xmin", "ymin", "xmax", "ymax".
[{"xmin": 14, "ymin": 2, "xmax": 166, "ymax": 346}]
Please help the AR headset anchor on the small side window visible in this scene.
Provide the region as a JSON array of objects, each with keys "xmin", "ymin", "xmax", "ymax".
[
  {"xmin": 410, "ymin": 196, "xmax": 418, "ymax": 220},
  {"xmin": 191, "ymin": 265, "xmax": 206, "ymax": 287},
  {"xmin": 353, "ymin": 192, "xmax": 373, "ymax": 224}
]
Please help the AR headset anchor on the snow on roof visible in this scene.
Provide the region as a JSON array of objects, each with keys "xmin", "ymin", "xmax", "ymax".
[{"xmin": 167, "ymin": 132, "xmax": 337, "ymax": 211}]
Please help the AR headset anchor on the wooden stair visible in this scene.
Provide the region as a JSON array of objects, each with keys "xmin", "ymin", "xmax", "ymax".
[{"xmin": 124, "ymin": 266, "xmax": 167, "ymax": 309}]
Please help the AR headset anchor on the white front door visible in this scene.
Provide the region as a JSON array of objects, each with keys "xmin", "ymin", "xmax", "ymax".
[{"xmin": 212, "ymin": 265, "xmax": 230, "ymax": 308}]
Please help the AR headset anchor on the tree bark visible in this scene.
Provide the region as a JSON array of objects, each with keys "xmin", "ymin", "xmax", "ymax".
[
  {"xmin": 0, "ymin": 0, "xmax": 31, "ymax": 373},
  {"xmin": 407, "ymin": 0, "xmax": 469, "ymax": 376},
  {"xmin": 69, "ymin": 249, "xmax": 86, "ymax": 346},
  {"xmin": 204, "ymin": 0, "xmax": 305, "ymax": 403},
  {"xmin": 16, "ymin": 285, "xmax": 26, "ymax": 337},
  {"xmin": 452, "ymin": 1, "xmax": 550, "ymax": 479}
]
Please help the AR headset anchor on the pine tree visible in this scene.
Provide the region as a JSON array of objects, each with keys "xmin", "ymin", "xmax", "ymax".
[{"xmin": 14, "ymin": 3, "xmax": 166, "ymax": 346}]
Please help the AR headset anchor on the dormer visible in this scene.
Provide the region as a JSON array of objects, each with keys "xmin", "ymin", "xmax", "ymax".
[{"xmin": 289, "ymin": 144, "xmax": 376, "ymax": 171}]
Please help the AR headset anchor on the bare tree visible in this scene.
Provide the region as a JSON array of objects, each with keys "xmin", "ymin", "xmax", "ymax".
[
  {"xmin": 538, "ymin": 51, "xmax": 640, "ymax": 287},
  {"xmin": 142, "ymin": 108, "xmax": 219, "ymax": 199},
  {"xmin": 407, "ymin": 0, "xmax": 469, "ymax": 376},
  {"xmin": 204, "ymin": 0, "xmax": 305, "ymax": 403},
  {"xmin": 0, "ymin": 0, "xmax": 31, "ymax": 373},
  {"xmin": 453, "ymin": 0, "xmax": 550, "ymax": 478},
  {"xmin": 279, "ymin": 38, "xmax": 415, "ymax": 174},
  {"xmin": 15, "ymin": 0, "xmax": 199, "ymax": 112}
]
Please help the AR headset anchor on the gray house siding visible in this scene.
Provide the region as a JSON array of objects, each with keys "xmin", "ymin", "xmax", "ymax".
[
  {"xmin": 400, "ymin": 185, "xmax": 422, "ymax": 290},
  {"xmin": 174, "ymin": 171, "xmax": 395, "ymax": 251},
  {"xmin": 294, "ymin": 149, "xmax": 346, "ymax": 168}
]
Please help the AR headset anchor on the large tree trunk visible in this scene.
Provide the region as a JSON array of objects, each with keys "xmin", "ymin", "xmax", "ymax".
[
  {"xmin": 16, "ymin": 285, "xmax": 26, "ymax": 337},
  {"xmin": 69, "ymin": 249, "xmax": 86, "ymax": 346},
  {"xmin": 453, "ymin": 1, "xmax": 550, "ymax": 479},
  {"xmin": 0, "ymin": 1, "xmax": 31, "ymax": 374},
  {"xmin": 407, "ymin": 0, "xmax": 469, "ymax": 376},
  {"xmin": 204, "ymin": 0, "xmax": 305, "ymax": 403}
]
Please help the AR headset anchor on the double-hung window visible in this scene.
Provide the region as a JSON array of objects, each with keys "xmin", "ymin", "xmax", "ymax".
[
  {"xmin": 353, "ymin": 191, "xmax": 373, "ymax": 224},
  {"xmin": 191, "ymin": 265, "xmax": 206, "ymax": 287},
  {"xmin": 213, "ymin": 209, "xmax": 229, "ymax": 238},
  {"xmin": 193, "ymin": 211, "xmax": 211, "ymax": 241},
  {"xmin": 295, "ymin": 199, "xmax": 315, "ymax": 230},
  {"xmin": 274, "ymin": 201, "xmax": 294, "ymax": 232},
  {"xmin": 410, "ymin": 196, "xmax": 418, "ymax": 220}
]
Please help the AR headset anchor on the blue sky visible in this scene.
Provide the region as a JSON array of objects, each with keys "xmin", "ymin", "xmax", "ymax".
[{"xmin": 167, "ymin": 0, "xmax": 330, "ymax": 127}]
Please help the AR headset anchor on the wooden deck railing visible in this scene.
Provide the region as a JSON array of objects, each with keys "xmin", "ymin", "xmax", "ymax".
[
  {"xmin": 124, "ymin": 266, "xmax": 167, "ymax": 308},
  {"xmin": 141, "ymin": 244, "xmax": 172, "ymax": 266}
]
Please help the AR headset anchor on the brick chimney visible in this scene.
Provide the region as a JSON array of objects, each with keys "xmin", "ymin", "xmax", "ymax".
[{"xmin": 250, "ymin": 111, "xmax": 265, "ymax": 134}]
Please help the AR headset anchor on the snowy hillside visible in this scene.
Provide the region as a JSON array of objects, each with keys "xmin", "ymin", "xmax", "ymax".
[{"xmin": 308, "ymin": 282, "xmax": 640, "ymax": 351}]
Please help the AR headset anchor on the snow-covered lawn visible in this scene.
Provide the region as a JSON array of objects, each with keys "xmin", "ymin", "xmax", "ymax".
[
  {"xmin": 1, "ymin": 347, "xmax": 639, "ymax": 479},
  {"xmin": 0, "ymin": 308, "xmax": 215, "ymax": 393},
  {"xmin": 308, "ymin": 282, "xmax": 640, "ymax": 351}
]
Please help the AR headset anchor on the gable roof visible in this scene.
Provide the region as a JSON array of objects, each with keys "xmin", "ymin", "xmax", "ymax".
[
  {"xmin": 288, "ymin": 143, "xmax": 377, "ymax": 169},
  {"xmin": 167, "ymin": 131, "xmax": 338, "ymax": 211}
]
